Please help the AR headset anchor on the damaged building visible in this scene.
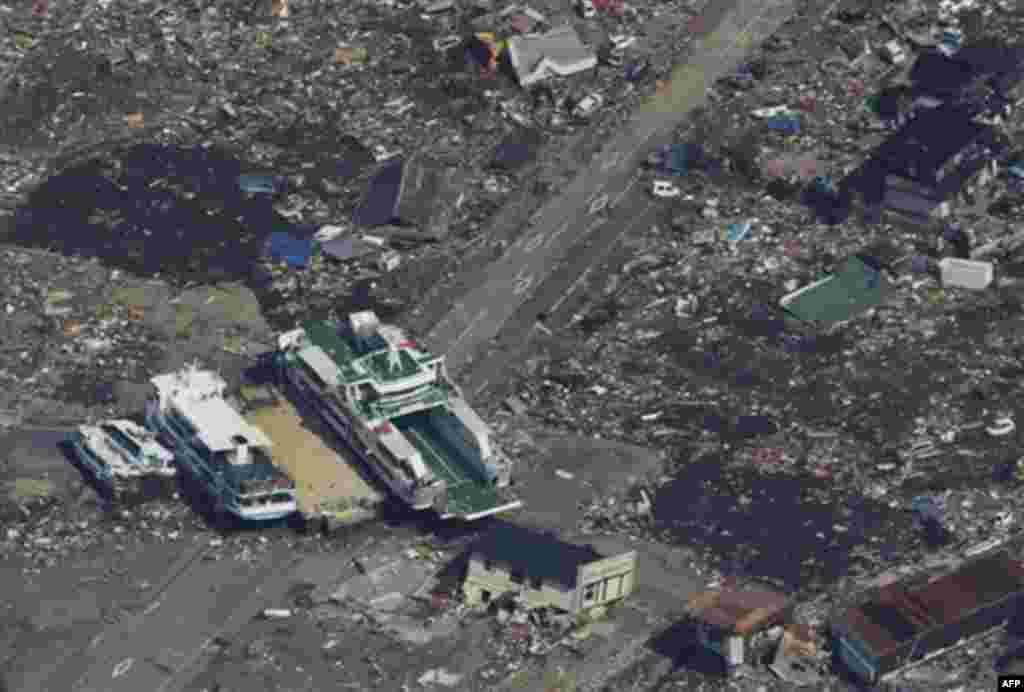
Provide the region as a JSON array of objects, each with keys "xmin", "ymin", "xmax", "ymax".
[
  {"xmin": 352, "ymin": 156, "xmax": 457, "ymax": 234},
  {"xmin": 853, "ymin": 103, "xmax": 1003, "ymax": 221},
  {"xmin": 683, "ymin": 583, "xmax": 793, "ymax": 674},
  {"xmin": 461, "ymin": 523, "xmax": 636, "ymax": 615},
  {"xmin": 506, "ymin": 25, "xmax": 597, "ymax": 87},
  {"xmin": 830, "ymin": 550, "xmax": 1024, "ymax": 685}
]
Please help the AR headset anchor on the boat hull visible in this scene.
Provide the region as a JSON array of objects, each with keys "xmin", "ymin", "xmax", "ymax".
[
  {"xmin": 280, "ymin": 365, "xmax": 440, "ymax": 510},
  {"xmin": 145, "ymin": 409, "xmax": 296, "ymax": 523},
  {"xmin": 69, "ymin": 435, "xmax": 175, "ymax": 498}
]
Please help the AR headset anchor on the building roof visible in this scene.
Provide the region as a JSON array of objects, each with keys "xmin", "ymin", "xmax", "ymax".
[
  {"xmin": 353, "ymin": 157, "xmax": 445, "ymax": 228},
  {"xmin": 507, "ymin": 25, "xmax": 597, "ymax": 87},
  {"xmin": 836, "ymin": 551, "xmax": 1024, "ymax": 658},
  {"xmin": 872, "ymin": 104, "xmax": 989, "ymax": 182},
  {"xmin": 687, "ymin": 585, "xmax": 791, "ymax": 635},
  {"xmin": 468, "ymin": 523, "xmax": 605, "ymax": 589},
  {"xmin": 186, "ymin": 397, "xmax": 273, "ymax": 451},
  {"xmin": 780, "ymin": 256, "xmax": 891, "ymax": 325}
]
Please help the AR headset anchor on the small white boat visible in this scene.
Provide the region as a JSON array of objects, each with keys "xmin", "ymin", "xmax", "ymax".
[{"xmin": 71, "ymin": 419, "xmax": 176, "ymax": 492}]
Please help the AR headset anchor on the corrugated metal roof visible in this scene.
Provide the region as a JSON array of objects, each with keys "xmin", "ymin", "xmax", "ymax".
[
  {"xmin": 469, "ymin": 523, "xmax": 605, "ymax": 589},
  {"xmin": 914, "ymin": 552, "xmax": 1024, "ymax": 625},
  {"xmin": 837, "ymin": 552, "xmax": 1024, "ymax": 658},
  {"xmin": 838, "ymin": 605, "xmax": 902, "ymax": 657},
  {"xmin": 690, "ymin": 586, "xmax": 790, "ymax": 634}
]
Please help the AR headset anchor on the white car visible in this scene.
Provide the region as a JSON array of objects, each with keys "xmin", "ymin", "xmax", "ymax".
[
  {"xmin": 572, "ymin": 93, "xmax": 604, "ymax": 119},
  {"xmin": 987, "ymin": 418, "xmax": 1016, "ymax": 437},
  {"xmin": 880, "ymin": 40, "xmax": 907, "ymax": 65},
  {"xmin": 609, "ymin": 34, "xmax": 637, "ymax": 52},
  {"xmin": 575, "ymin": 0, "xmax": 596, "ymax": 18},
  {"xmin": 651, "ymin": 180, "xmax": 681, "ymax": 198}
]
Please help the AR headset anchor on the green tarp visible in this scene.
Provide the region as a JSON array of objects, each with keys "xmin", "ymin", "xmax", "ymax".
[{"xmin": 780, "ymin": 256, "xmax": 890, "ymax": 325}]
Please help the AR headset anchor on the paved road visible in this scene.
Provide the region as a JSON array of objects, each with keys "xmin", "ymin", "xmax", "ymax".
[
  {"xmin": 18, "ymin": 539, "xmax": 299, "ymax": 692},
  {"xmin": 423, "ymin": 0, "xmax": 798, "ymax": 384}
]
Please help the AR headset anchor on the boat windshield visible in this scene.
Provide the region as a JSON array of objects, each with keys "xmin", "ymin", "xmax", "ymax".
[
  {"xmin": 239, "ymin": 492, "xmax": 294, "ymax": 507},
  {"xmin": 100, "ymin": 424, "xmax": 142, "ymax": 458}
]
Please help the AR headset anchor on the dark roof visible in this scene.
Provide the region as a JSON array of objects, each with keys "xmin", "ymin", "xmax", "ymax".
[
  {"xmin": 872, "ymin": 104, "xmax": 989, "ymax": 181},
  {"xmin": 353, "ymin": 159, "xmax": 404, "ymax": 227},
  {"xmin": 836, "ymin": 551, "xmax": 1024, "ymax": 658},
  {"xmin": 353, "ymin": 157, "xmax": 445, "ymax": 228},
  {"xmin": 469, "ymin": 523, "xmax": 605, "ymax": 588},
  {"xmin": 955, "ymin": 40, "xmax": 1024, "ymax": 77},
  {"xmin": 491, "ymin": 129, "xmax": 544, "ymax": 171}
]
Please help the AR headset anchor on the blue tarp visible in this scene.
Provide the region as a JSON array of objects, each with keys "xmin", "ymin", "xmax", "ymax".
[
  {"xmin": 656, "ymin": 143, "xmax": 704, "ymax": 176},
  {"xmin": 265, "ymin": 231, "xmax": 313, "ymax": 268},
  {"xmin": 492, "ymin": 129, "xmax": 544, "ymax": 170},
  {"xmin": 353, "ymin": 160, "xmax": 405, "ymax": 227},
  {"xmin": 766, "ymin": 116, "xmax": 801, "ymax": 135},
  {"xmin": 238, "ymin": 174, "xmax": 284, "ymax": 194}
]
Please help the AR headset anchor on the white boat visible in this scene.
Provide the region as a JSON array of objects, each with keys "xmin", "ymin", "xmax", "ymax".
[
  {"xmin": 70, "ymin": 419, "xmax": 176, "ymax": 494},
  {"xmin": 145, "ymin": 363, "xmax": 299, "ymax": 522}
]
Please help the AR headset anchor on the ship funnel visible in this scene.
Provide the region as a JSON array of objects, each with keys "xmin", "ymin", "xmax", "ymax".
[
  {"xmin": 231, "ymin": 434, "xmax": 250, "ymax": 465},
  {"xmin": 349, "ymin": 311, "xmax": 380, "ymax": 338},
  {"xmin": 350, "ymin": 310, "xmax": 381, "ymax": 354}
]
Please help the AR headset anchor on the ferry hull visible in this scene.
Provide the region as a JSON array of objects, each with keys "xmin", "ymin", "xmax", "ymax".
[{"xmin": 281, "ymin": 367, "xmax": 439, "ymax": 511}]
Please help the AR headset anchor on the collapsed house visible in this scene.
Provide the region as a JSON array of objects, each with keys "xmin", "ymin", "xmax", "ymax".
[
  {"xmin": 830, "ymin": 550, "xmax": 1024, "ymax": 685},
  {"xmin": 506, "ymin": 25, "xmax": 597, "ymax": 87},
  {"xmin": 684, "ymin": 583, "xmax": 793, "ymax": 674},
  {"xmin": 353, "ymin": 156, "xmax": 455, "ymax": 232},
  {"xmin": 779, "ymin": 255, "xmax": 892, "ymax": 326},
  {"xmin": 461, "ymin": 523, "xmax": 637, "ymax": 615},
  {"xmin": 864, "ymin": 103, "xmax": 1003, "ymax": 221}
]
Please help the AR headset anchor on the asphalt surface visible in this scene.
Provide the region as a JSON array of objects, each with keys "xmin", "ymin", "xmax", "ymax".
[
  {"xmin": 423, "ymin": 0, "xmax": 799, "ymax": 394},
  {"xmin": 17, "ymin": 540, "xmax": 297, "ymax": 692}
]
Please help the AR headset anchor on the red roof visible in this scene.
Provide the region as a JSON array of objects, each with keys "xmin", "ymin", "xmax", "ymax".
[{"xmin": 374, "ymin": 422, "xmax": 394, "ymax": 434}]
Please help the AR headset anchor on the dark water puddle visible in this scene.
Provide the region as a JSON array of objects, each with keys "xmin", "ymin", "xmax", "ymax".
[
  {"xmin": 5, "ymin": 141, "xmax": 387, "ymax": 332},
  {"xmin": 652, "ymin": 455, "xmax": 916, "ymax": 592}
]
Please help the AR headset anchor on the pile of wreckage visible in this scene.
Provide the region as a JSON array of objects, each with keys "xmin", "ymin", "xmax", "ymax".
[{"xmin": 0, "ymin": 0, "xmax": 713, "ymax": 326}]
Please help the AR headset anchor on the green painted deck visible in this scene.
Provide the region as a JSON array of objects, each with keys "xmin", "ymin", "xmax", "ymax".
[
  {"xmin": 359, "ymin": 349, "xmax": 422, "ymax": 382},
  {"xmin": 393, "ymin": 411, "xmax": 519, "ymax": 520},
  {"xmin": 302, "ymin": 320, "xmax": 364, "ymax": 384},
  {"xmin": 302, "ymin": 320, "xmax": 431, "ymax": 387}
]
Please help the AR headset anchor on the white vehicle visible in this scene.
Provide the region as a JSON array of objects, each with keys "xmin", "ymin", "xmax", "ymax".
[
  {"xmin": 651, "ymin": 180, "xmax": 681, "ymax": 198},
  {"xmin": 609, "ymin": 34, "xmax": 637, "ymax": 52},
  {"xmin": 880, "ymin": 40, "xmax": 907, "ymax": 65},
  {"xmin": 987, "ymin": 418, "xmax": 1016, "ymax": 437},
  {"xmin": 575, "ymin": 0, "xmax": 597, "ymax": 18},
  {"xmin": 572, "ymin": 93, "xmax": 604, "ymax": 119}
]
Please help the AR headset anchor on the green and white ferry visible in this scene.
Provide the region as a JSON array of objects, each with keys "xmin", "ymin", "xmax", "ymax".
[{"xmin": 276, "ymin": 311, "xmax": 522, "ymax": 521}]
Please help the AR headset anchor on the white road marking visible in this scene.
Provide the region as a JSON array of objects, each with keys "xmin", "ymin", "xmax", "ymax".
[
  {"xmin": 588, "ymin": 194, "xmax": 609, "ymax": 215},
  {"xmin": 474, "ymin": 380, "xmax": 490, "ymax": 396},
  {"xmin": 543, "ymin": 221, "xmax": 570, "ymax": 250},
  {"xmin": 612, "ymin": 176, "xmax": 638, "ymax": 207},
  {"xmin": 550, "ymin": 267, "xmax": 592, "ymax": 314},
  {"xmin": 550, "ymin": 200, "xmax": 656, "ymax": 315},
  {"xmin": 600, "ymin": 150, "xmax": 623, "ymax": 172},
  {"xmin": 112, "ymin": 658, "xmax": 133, "ymax": 679},
  {"xmin": 512, "ymin": 268, "xmax": 534, "ymax": 296},
  {"xmin": 450, "ymin": 308, "xmax": 489, "ymax": 351},
  {"xmin": 521, "ymin": 231, "xmax": 546, "ymax": 254}
]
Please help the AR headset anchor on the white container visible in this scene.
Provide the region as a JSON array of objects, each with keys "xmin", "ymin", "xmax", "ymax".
[{"xmin": 939, "ymin": 258, "xmax": 994, "ymax": 290}]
